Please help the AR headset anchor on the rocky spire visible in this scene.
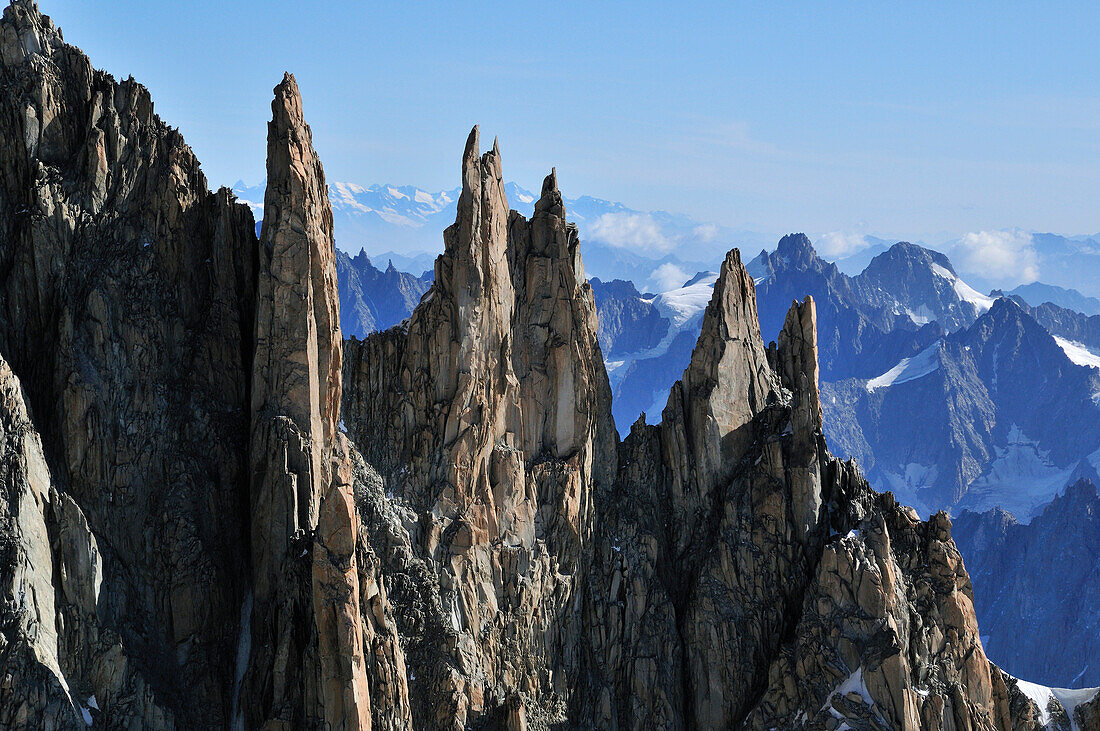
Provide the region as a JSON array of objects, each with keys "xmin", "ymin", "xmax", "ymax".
[
  {"xmin": 252, "ymin": 71, "xmax": 342, "ymax": 479},
  {"xmin": 244, "ymin": 72, "xmax": 368, "ymax": 729},
  {"xmin": 341, "ymin": 132, "xmax": 616, "ymax": 727},
  {"xmin": 773, "ymin": 295, "xmax": 824, "ymax": 538},
  {"xmin": 658, "ymin": 248, "xmax": 779, "ymax": 550},
  {"xmin": 248, "ymin": 69, "xmax": 340, "ymax": 610}
]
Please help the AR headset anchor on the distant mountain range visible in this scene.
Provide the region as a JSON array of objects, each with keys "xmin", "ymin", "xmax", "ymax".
[
  {"xmin": 591, "ymin": 233, "xmax": 1100, "ymax": 522},
  {"xmin": 235, "ymin": 178, "xmax": 1100, "ymax": 303},
  {"xmin": 336, "ymin": 250, "xmax": 431, "ymax": 338},
  {"xmin": 232, "ymin": 179, "xmax": 762, "ymax": 291},
  {"xmin": 1003, "ymin": 281, "xmax": 1100, "ymax": 317}
]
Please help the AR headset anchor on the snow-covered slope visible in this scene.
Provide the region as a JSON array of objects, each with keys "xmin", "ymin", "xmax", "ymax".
[
  {"xmin": 865, "ymin": 340, "xmax": 942, "ymax": 391},
  {"xmin": 1055, "ymin": 336, "xmax": 1100, "ymax": 369}
]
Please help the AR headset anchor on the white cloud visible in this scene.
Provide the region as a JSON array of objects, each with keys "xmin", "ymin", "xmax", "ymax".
[
  {"xmin": 817, "ymin": 231, "xmax": 872, "ymax": 258},
  {"xmin": 952, "ymin": 230, "xmax": 1039, "ymax": 283},
  {"xmin": 647, "ymin": 263, "xmax": 691, "ymax": 292},
  {"xmin": 692, "ymin": 223, "xmax": 720, "ymax": 242},
  {"xmin": 588, "ymin": 212, "xmax": 675, "ymax": 254}
]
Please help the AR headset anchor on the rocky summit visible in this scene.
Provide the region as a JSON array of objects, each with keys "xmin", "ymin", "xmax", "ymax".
[{"xmin": 0, "ymin": 1, "xmax": 1096, "ymax": 729}]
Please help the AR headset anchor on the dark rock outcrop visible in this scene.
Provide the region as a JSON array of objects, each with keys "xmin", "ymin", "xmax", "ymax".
[
  {"xmin": 0, "ymin": 1, "xmax": 257, "ymax": 724},
  {"xmin": 0, "ymin": 4, "xmax": 405, "ymax": 727}
]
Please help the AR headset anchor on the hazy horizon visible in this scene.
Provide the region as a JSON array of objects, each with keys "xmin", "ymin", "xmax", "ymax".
[{"xmin": 41, "ymin": 0, "xmax": 1100, "ymax": 286}]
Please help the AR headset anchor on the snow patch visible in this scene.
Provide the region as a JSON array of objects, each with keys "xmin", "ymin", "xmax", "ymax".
[
  {"xmin": 1015, "ymin": 679, "xmax": 1055, "ymax": 726},
  {"xmin": 866, "ymin": 341, "xmax": 942, "ymax": 391},
  {"xmin": 906, "ymin": 304, "xmax": 934, "ymax": 325},
  {"xmin": 655, "ymin": 272, "xmax": 718, "ymax": 327},
  {"xmin": 1055, "ymin": 337, "xmax": 1100, "ymax": 370},
  {"xmin": 822, "ymin": 666, "xmax": 875, "ymax": 725},
  {"xmin": 1011, "ymin": 677, "xmax": 1096, "ymax": 729},
  {"xmin": 1053, "ymin": 685, "xmax": 1100, "ymax": 730},
  {"xmin": 603, "ymin": 273, "xmax": 719, "ymax": 423},
  {"xmin": 931, "ymin": 262, "xmax": 995, "ymax": 312},
  {"xmin": 959, "ymin": 424, "xmax": 1077, "ymax": 521},
  {"xmin": 881, "ymin": 463, "xmax": 938, "ymax": 518}
]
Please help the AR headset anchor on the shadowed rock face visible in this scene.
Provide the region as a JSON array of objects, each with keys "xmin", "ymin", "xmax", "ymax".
[
  {"xmin": 0, "ymin": 0, "xmax": 257, "ymax": 725},
  {"xmin": 0, "ymin": 2, "xmax": 1094, "ymax": 729},
  {"xmin": 0, "ymin": 3, "xmax": 400, "ymax": 728},
  {"xmin": 954, "ymin": 480, "xmax": 1100, "ymax": 688}
]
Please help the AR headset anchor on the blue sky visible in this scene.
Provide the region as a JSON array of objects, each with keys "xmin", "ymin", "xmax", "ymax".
[{"xmin": 42, "ymin": 1, "xmax": 1100, "ymax": 244}]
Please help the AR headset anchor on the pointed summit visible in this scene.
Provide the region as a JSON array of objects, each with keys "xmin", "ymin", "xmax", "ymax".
[
  {"xmin": 0, "ymin": 0, "xmax": 61, "ymax": 65},
  {"xmin": 462, "ymin": 124, "xmax": 480, "ymax": 170},
  {"xmin": 666, "ymin": 248, "xmax": 778, "ymax": 493},
  {"xmin": 773, "ymin": 295, "xmax": 824, "ymax": 539},
  {"xmin": 535, "ymin": 166, "xmax": 565, "ymax": 217},
  {"xmin": 255, "ymin": 70, "xmax": 340, "ymax": 451},
  {"xmin": 775, "ymin": 232, "xmax": 818, "ymax": 267},
  {"xmin": 246, "ymin": 72, "xmax": 368, "ymax": 729}
]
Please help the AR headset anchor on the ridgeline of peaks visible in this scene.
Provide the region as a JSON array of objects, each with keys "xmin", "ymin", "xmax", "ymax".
[
  {"xmin": 336, "ymin": 249, "xmax": 431, "ymax": 338},
  {"xmin": 0, "ymin": 1, "xmax": 1096, "ymax": 729}
]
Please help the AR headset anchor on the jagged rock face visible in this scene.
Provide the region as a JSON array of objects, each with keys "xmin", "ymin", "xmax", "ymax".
[
  {"xmin": 574, "ymin": 281, "xmax": 999, "ymax": 729},
  {"xmin": 0, "ymin": 4, "xmax": 400, "ymax": 727},
  {"xmin": 343, "ymin": 131, "xmax": 617, "ymax": 727},
  {"xmin": 0, "ymin": 353, "xmax": 100, "ymax": 729},
  {"xmin": 857, "ymin": 242, "xmax": 988, "ymax": 331},
  {"xmin": 2, "ymin": 3, "xmax": 1097, "ymax": 728},
  {"xmin": 343, "ymin": 143, "xmax": 1068, "ymax": 727},
  {"xmin": 1022, "ymin": 298, "xmax": 1100, "ymax": 355},
  {"xmin": 749, "ymin": 235, "xmax": 956, "ymax": 383}
]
